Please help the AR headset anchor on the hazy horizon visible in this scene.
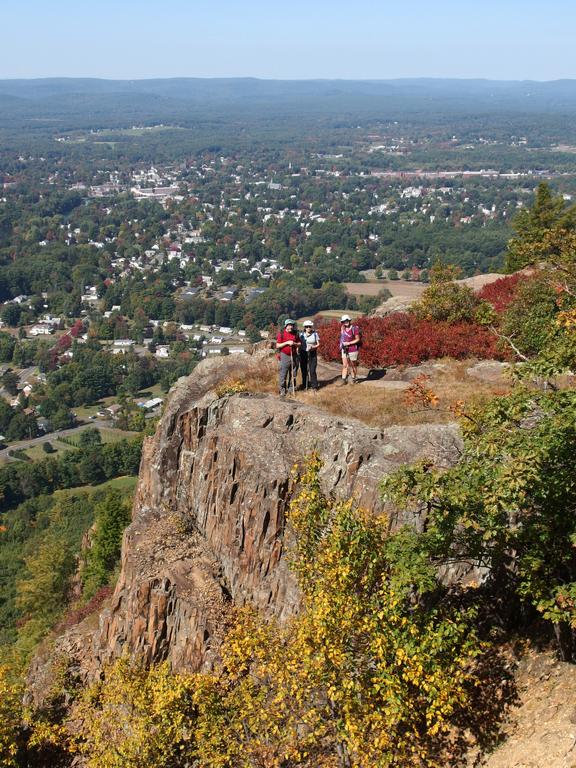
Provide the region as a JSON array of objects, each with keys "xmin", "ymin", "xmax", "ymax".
[
  {"xmin": 1, "ymin": 0, "xmax": 574, "ymax": 82},
  {"xmin": 1, "ymin": 76, "xmax": 575, "ymax": 84}
]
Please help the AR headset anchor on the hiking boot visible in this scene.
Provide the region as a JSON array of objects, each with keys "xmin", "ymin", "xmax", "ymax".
[
  {"xmin": 340, "ymin": 378, "xmax": 348, "ymax": 386},
  {"xmin": 351, "ymin": 378, "xmax": 358, "ymax": 385}
]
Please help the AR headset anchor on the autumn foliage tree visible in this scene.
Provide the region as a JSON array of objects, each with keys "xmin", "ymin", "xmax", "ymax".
[
  {"xmin": 47, "ymin": 457, "xmax": 483, "ymax": 768},
  {"xmin": 66, "ymin": 660, "xmax": 198, "ymax": 768},
  {"xmin": 0, "ymin": 663, "xmax": 23, "ymax": 768}
]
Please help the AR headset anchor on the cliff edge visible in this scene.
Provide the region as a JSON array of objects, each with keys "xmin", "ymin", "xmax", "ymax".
[{"xmin": 28, "ymin": 352, "xmax": 460, "ymax": 700}]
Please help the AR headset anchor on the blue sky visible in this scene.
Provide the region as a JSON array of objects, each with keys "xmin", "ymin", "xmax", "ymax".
[{"xmin": 1, "ymin": 0, "xmax": 574, "ymax": 81}]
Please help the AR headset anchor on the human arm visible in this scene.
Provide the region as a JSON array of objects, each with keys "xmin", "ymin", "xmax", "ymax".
[
  {"xmin": 276, "ymin": 332, "xmax": 298, "ymax": 349},
  {"xmin": 343, "ymin": 327, "xmax": 359, "ymax": 347}
]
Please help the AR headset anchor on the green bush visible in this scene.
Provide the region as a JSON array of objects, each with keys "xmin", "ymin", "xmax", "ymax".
[
  {"xmin": 412, "ymin": 280, "xmax": 484, "ymax": 324},
  {"xmin": 382, "ymin": 387, "xmax": 576, "ymax": 660}
]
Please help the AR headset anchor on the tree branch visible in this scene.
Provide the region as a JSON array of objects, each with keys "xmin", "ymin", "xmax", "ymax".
[{"xmin": 488, "ymin": 325, "xmax": 530, "ymax": 362}]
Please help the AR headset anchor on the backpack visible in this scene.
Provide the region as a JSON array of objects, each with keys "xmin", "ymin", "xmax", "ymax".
[{"xmin": 348, "ymin": 325, "xmax": 362, "ymax": 349}]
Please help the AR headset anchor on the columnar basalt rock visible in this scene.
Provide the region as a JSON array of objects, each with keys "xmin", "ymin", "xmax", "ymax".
[{"xmin": 27, "ymin": 353, "xmax": 461, "ymax": 704}]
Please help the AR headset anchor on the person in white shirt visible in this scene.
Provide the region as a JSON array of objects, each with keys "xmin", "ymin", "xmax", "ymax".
[{"xmin": 299, "ymin": 320, "xmax": 320, "ymax": 390}]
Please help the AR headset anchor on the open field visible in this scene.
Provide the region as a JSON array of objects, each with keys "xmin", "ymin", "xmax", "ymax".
[
  {"xmin": 135, "ymin": 382, "xmax": 165, "ymax": 400},
  {"xmin": 25, "ymin": 441, "xmax": 72, "ymax": 461},
  {"xmin": 56, "ymin": 426, "xmax": 138, "ymax": 448},
  {"xmin": 73, "ymin": 396, "xmax": 116, "ymax": 422},
  {"xmin": 95, "ymin": 475, "xmax": 138, "ymax": 491},
  {"xmin": 97, "ymin": 427, "xmax": 139, "ymax": 443},
  {"xmin": 344, "ymin": 280, "xmax": 427, "ymax": 298},
  {"xmin": 52, "ymin": 475, "xmax": 138, "ymax": 498},
  {"xmin": 297, "ymin": 310, "xmax": 363, "ymax": 324},
  {"xmin": 0, "ymin": 425, "xmax": 139, "ymax": 465}
]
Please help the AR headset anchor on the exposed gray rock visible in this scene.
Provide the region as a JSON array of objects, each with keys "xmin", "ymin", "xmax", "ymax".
[
  {"xmin": 466, "ymin": 360, "xmax": 512, "ymax": 384},
  {"xmin": 383, "ymin": 361, "xmax": 451, "ymax": 381}
]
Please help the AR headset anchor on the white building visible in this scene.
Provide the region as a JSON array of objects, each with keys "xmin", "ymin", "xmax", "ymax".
[
  {"xmin": 139, "ymin": 397, "xmax": 164, "ymax": 411},
  {"xmin": 30, "ymin": 325, "xmax": 54, "ymax": 336}
]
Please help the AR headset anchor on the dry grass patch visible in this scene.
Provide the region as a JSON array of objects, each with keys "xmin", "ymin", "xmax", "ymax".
[
  {"xmin": 239, "ymin": 355, "xmax": 279, "ymax": 394},
  {"xmin": 344, "ymin": 280, "xmax": 426, "ymax": 298},
  {"xmin": 228, "ymin": 354, "xmax": 512, "ymax": 430},
  {"xmin": 293, "ymin": 360, "xmax": 511, "ymax": 429}
]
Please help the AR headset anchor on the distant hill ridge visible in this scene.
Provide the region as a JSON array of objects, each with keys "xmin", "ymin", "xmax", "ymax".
[{"xmin": 3, "ymin": 77, "xmax": 576, "ymax": 113}]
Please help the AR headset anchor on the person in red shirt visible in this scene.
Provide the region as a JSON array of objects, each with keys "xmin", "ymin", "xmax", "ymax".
[
  {"xmin": 339, "ymin": 314, "xmax": 360, "ymax": 384},
  {"xmin": 276, "ymin": 318, "xmax": 301, "ymax": 397}
]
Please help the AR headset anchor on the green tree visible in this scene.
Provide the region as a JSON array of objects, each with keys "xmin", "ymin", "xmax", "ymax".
[
  {"xmin": 498, "ymin": 229, "xmax": 576, "ymax": 373},
  {"xmin": 505, "ymin": 183, "xmax": 576, "ymax": 272},
  {"xmin": 500, "ymin": 275, "xmax": 558, "ymax": 358},
  {"xmin": 6, "ymin": 412, "xmax": 38, "ymax": 441},
  {"xmin": 0, "ymin": 332, "xmax": 16, "ymax": 362},
  {"xmin": 383, "ymin": 387, "xmax": 576, "ymax": 661},
  {"xmin": 82, "ymin": 491, "xmax": 131, "ymax": 599},
  {"xmin": 2, "ymin": 370, "xmax": 19, "ymax": 396},
  {"xmin": 1, "ymin": 305, "xmax": 23, "ymax": 328},
  {"xmin": 16, "ymin": 534, "xmax": 76, "ymax": 644},
  {"xmin": 247, "ymin": 324, "xmax": 261, "ymax": 343},
  {"xmin": 78, "ymin": 428, "xmax": 102, "ymax": 449},
  {"xmin": 50, "ymin": 407, "xmax": 75, "ymax": 431}
]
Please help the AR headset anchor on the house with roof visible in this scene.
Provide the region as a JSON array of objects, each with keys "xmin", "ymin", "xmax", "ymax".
[
  {"xmin": 180, "ymin": 287, "xmax": 201, "ymax": 301},
  {"xmin": 138, "ymin": 397, "xmax": 164, "ymax": 412},
  {"xmin": 104, "ymin": 404, "xmax": 122, "ymax": 419},
  {"xmin": 30, "ymin": 325, "xmax": 54, "ymax": 336}
]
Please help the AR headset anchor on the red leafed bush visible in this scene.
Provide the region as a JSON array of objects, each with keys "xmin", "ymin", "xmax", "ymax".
[
  {"xmin": 477, "ymin": 273, "xmax": 528, "ymax": 314},
  {"xmin": 70, "ymin": 318, "xmax": 84, "ymax": 338},
  {"xmin": 319, "ymin": 314, "xmax": 507, "ymax": 369},
  {"xmin": 55, "ymin": 585, "xmax": 113, "ymax": 631}
]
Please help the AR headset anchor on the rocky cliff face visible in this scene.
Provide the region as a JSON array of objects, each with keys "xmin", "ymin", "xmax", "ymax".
[{"xmin": 28, "ymin": 353, "xmax": 461, "ymax": 702}]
